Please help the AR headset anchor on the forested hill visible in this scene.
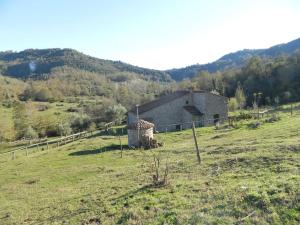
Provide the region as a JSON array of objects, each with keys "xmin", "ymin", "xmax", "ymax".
[
  {"xmin": 0, "ymin": 48, "xmax": 172, "ymax": 82},
  {"xmin": 167, "ymin": 37, "xmax": 300, "ymax": 80}
]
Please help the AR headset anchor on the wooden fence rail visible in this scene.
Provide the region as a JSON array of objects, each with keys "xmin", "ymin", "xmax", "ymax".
[{"xmin": 0, "ymin": 131, "xmax": 90, "ymax": 161}]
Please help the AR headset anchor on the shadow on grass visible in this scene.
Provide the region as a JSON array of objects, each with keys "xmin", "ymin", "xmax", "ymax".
[
  {"xmin": 69, "ymin": 144, "xmax": 129, "ymax": 156},
  {"xmin": 112, "ymin": 184, "xmax": 158, "ymax": 204}
]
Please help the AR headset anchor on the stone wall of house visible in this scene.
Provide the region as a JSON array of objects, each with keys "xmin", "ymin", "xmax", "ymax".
[
  {"xmin": 202, "ymin": 93, "xmax": 228, "ymax": 125},
  {"xmin": 192, "ymin": 93, "xmax": 206, "ymax": 114},
  {"xmin": 129, "ymin": 95, "xmax": 190, "ymax": 131},
  {"xmin": 128, "ymin": 92, "xmax": 228, "ymax": 131},
  {"xmin": 182, "ymin": 108, "xmax": 193, "ymax": 129}
]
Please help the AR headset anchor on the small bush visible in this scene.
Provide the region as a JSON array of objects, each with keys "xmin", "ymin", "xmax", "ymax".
[
  {"xmin": 244, "ymin": 191, "xmax": 271, "ymax": 211},
  {"xmin": 150, "ymin": 155, "xmax": 169, "ymax": 187},
  {"xmin": 248, "ymin": 121, "xmax": 262, "ymax": 129},
  {"xmin": 236, "ymin": 112, "xmax": 252, "ymax": 120},
  {"xmin": 265, "ymin": 114, "xmax": 281, "ymax": 123},
  {"xmin": 70, "ymin": 114, "xmax": 93, "ymax": 133},
  {"xmin": 66, "ymin": 107, "xmax": 79, "ymax": 112}
]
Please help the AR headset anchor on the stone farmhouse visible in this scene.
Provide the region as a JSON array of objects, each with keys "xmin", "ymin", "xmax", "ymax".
[{"xmin": 128, "ymin": 90, "xmax": 228, "ymax": 131}]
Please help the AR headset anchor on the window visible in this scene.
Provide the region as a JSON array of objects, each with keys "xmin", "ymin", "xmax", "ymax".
[{"xmin": 185, "ymin": 100, "xmax": 189, "ymax": 105}]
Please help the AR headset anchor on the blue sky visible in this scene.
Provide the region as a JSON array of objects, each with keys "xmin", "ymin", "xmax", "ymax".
[{"xmin": 1, "ymin": 0, "xmax": 300, "ymax": 69}]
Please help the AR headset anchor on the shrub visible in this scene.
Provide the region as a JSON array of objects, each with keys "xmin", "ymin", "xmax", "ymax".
[
  {"xmin": 236, "ymin": 111, "xmax": 252, "ymax": 120},
  {"xmin": 244, "ymin": 191, "xmax": 271, "ymax": 210},
  {"xmin": 23, "ymin": 126, "xmax": 38, "ymax": 139},
  {"xmin": 70, "ymin": 114, "xmax": 92, "ymax": 133},
  {"xmin": 57, "ymin": 123, "xmax": 72, "ymax": 136},
  {"xmin": 150, "ymin": 155, "xmax": 169, "ymax": 187},
  {"xmin": 248, "ymin": 121, "xmax": 262, "ymax": 129},
  {"xmin": 228, "ymin": 98, "xmax": 238, "ymax": 112},
  {"xmin": 265, "ymin": 114, "xmax": 281, "ymax": 123},
  {"xmin": 66, "ymin": 107, "xmax": 79, "ymax": 112}
]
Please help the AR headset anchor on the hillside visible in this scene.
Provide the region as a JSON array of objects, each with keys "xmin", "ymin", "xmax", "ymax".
[
  {"xmin": 167, "ymin": 37, "xmax": 300, "ymax": 80},
  {"xmin": 0, "ymin": 48, "xmax": 172, "ymax": 82},
  {"xmin": 0, "ymin": 75, "xmax": 27, "ymax": 101},
  {"xmin": 0, "ymin": 104, "xmax": 299, "ymax": 224}
]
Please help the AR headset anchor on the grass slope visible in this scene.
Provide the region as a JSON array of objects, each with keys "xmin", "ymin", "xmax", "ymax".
[
  {"xmin": 0, "ymin": 106, "xmax": 299, "ymax": 224},
  {"xmin": 0, "ymin": 101, "xmax": 80, "ymax": 149}
]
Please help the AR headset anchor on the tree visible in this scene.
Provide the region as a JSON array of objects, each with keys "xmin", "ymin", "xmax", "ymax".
[
  {"xmin": 13, "ymin": 102, "xmax": 29, "ymax": 139},
  {"xmin": 57, "ymin": 122, "xmax": 72, "ymax": 136},
  {"xmin": 283, "ymin": 91, "xmax": 292, "ymax": 103},
  {"xmin": 235, "ymin": 83, "xmax": 246, "ymax": 109},
  {"xmin": 193, "ymin": 71, "xmax": 214, "ymax": 91},
  {"xmin": 228, "ymin": 98, "xmax": 238, "ymax": 112},
  {"xmin": 35, "ymin": 88, "xmax": 53, "ymax": 102},
  {"xmin": 105, "ymin": 104, "xmax": 127, "ymax": 124},
  {"xmin": 23, "ymin": 126, "xmax": 38, "ymax": 139},
  {"xmin": 70, "ymin": 114, "xmax": 92, "ymax": 133},
  {"xmin": 274, "ymin": 96, "xmax": 280, "ymax": 107}
]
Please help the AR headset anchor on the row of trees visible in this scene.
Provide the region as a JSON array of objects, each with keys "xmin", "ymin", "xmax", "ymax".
[{"xmin": 183, "ymin": 51, "xmax": 300, "ymax": 108}]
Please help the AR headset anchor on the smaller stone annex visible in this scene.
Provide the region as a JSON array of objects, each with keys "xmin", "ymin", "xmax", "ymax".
[
  {"xmin": 127, "ymin": 119, "xmax": 154, "ymax": 147},
  {"xmin": 128, "ymin": 90, "xmax": 228, "ymax": 131}
]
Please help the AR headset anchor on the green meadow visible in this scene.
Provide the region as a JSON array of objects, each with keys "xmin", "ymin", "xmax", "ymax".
[
  {"xmin": 0, "ymin": 100, "xmax": 84, "ymax": 152},
  {"xmin": 0, "ymin": 104, "xmax": 299, "ymax": 224}
]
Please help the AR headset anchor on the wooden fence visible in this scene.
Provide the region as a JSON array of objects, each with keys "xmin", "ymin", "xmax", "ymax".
[{"xmin": 0, "ymin": 131, "xmax": 91, "ymax": 162}]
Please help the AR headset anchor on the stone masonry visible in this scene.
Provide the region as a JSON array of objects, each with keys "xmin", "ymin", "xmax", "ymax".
[{"xmin": 128, "ymin": 90, "xmax": 228, "ymax": 131}]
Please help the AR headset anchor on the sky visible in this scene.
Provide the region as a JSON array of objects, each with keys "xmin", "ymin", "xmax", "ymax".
[{"xmin": 0, "ymin": 0, "xmax": 300, "ymax": 70}]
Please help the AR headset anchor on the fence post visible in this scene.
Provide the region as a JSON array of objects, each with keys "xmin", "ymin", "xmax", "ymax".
[
  {"xmin": 47, "ymin": 141, "xmax": 49, "ymax": 150},
  {"xmin": 12, "ymin": 151, "xmax": 15, "ymax": 160},
  {"xmin": 192, "ymin": 122, "xmax": 201, "ymax": 164}
]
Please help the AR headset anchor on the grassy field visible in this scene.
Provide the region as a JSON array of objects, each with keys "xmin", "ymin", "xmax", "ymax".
[
  {"xmin": 0, "ymin": 96, "xmax": 108, "ymax": 145},
  {"xmin": 0, "ymin": 105, "xmax": 299, "ymax": 224},
  {"xmin": 0, "ymin": 100, "xmax": 82, "ymax": 152}
]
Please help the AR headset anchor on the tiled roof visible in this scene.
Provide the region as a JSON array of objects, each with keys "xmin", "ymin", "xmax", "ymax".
[
  {"xmin": 127, "ymin": 119, "xmax": 154, "ymax": 130},
  {"xmin": 183, "ymin": 106, "xmax": 204, "ymax": 116},
  {"xmin": 130, "ymin": 91, "xmax": 190, "ymax": 114}
]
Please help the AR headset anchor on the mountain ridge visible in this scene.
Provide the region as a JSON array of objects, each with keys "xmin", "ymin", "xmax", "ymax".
[
  {"xmin": 1, "ymin": 37, "xmax": 300, "ymax": 82},
  {"xmin": 0, "ymin": 48, "xmax": 172, "ymax": 82},
  {"xmin": 166, "ymin": 37, "xmax": 300, "ymax": 80}
]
